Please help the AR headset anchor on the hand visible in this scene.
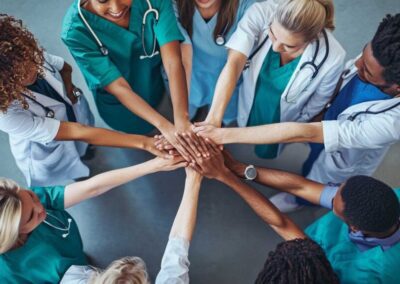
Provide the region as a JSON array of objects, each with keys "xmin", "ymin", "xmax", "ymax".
[
  {"xmin": 142, "ymin": 136, "xmax": 173, "ymax": 159},
  {"xmin": 190, "ymin": 139, "xmax": 230, "ymax": 180},
  {"xmin": 185, "ymin": 167, "xmax": 203, "ymax": 182},
  {"xmin": 154, "ymin": 134, "xmax": 175, "ymax": 151},
  {"xmin": 59, "ymin": 62, "xmax": 78, "ymax": 104},
  {"xmin": 222, "ymin": 150, "xmax": 247, "ymax": 179},
  {"xmin": 175, "ymin": 132, "xmax": 210, "ymax": 163},
  {"xmin": 152, "ymin": 156, "xmax": 188, "ymax": 172},
  {"xmin": 192, "ymin": 121, "xmax": 225, "ymax": 145}
]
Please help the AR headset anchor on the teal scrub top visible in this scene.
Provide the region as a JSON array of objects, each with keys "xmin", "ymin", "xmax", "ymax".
[
  {"xmin": 0, "ymin": 186, "xmax": 87, "ymax": 284},
  {"xmin": 176, "ymin": 0, "xmax": 255, "ymax": 124},
  {"xmin": 247, "ymin": 50, "xmax": 300, "ymax": 159},
  {"xmin": 305, "ymin": 189, "xmax": 400, "ymax": 284},
  {"xmin": 62, "ymin": 0, "xmax": 184, "ymax": 134}
]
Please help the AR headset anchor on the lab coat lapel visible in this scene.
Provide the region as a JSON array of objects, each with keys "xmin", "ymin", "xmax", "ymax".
[{"xmin": 42, "ymin": 67, "xmax": 74, "ymax": 106}]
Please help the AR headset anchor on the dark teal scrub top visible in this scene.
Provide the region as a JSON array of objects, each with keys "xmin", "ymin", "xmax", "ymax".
[
  {"xmin": 62, "ymin": 0, "xmax": 184, "ymax": 134},
  {"xmin": 248, "ymin": 50, "xmax": 300, "ymax": 159},
  {"xmin": 0, "ymin": 186, "xmax": 87, "ymax": 284}
]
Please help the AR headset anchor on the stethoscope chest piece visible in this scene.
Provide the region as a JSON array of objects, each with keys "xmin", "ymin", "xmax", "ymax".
[
  {"xmin": 100, "ymin": 46, "xmax": 109, "ymax": 56},
  {"xmin": 46, "ymin": 109, "xmax": 56, "ymax": 119},
  {"xmin": 215, "ymin": 35, "xmax": 226, "ymax": 46}
]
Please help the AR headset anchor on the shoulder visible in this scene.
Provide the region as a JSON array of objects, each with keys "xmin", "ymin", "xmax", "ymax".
[{"xmin": 324, "ymin": 30, "xmax": 346, "ymax": 61}]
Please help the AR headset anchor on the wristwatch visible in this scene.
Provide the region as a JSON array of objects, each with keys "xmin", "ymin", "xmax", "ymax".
[
  {"xmin": 72, "ymin": 87, "xmax": 83, "ymax": 99},
  {"xmin": 244, "ymin": 165, "xmax": 257, "ymax": 180}
]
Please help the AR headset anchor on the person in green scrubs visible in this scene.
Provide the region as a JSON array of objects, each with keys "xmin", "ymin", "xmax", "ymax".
[
  {"xmin": 62, "ymin": 0, "xmax": 200, "ymax": 161},
  {"xmin": 0, "ymin": 156, "xmax": 186, "ymax": 284}
]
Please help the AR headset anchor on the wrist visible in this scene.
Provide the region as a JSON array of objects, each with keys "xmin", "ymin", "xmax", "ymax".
[{"xmin": 216, "ymin": 167, "xmax": 234, "ymax": 183}]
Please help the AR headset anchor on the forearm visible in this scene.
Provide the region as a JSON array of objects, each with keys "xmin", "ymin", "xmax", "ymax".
[
  {"xmin": 253, "ymin": 167, "xmax": 323, "ymax": 205},
  {"xmin": 220, "ymin": 122, "xmax": 324, "ymax": 144},
  {"xmin": 220, "ymin": 172, "xmax": 305, "ymax": 240},
  {"xmin": 181, "ymin": 44, "xmax": 193, "ymax": 93},
  {"xmin": 59, "ymin": 62, "xmax": 72, "ymax": 86},
  {"xmin": 169, "ymin": 174, "xmax": 202, "ymax": 241},
  {"xmin": 55, "ymin": 122, "xmax": 149, "ymax": 150},
  {"xmin": 64, "ymin": 159, "xmax": 160, "ymax": 208}
]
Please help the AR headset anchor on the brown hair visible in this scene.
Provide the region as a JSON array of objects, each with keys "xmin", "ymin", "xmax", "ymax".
[
  {"xmin": 275, "ymin": 0, "xmax": 335, "ymax": 43},
  {"xmin": 0, "ymin": 14, "xmax": 44, "ymax": 113},
  {"xmin": 176, "ymin": 0, "xmax": 239, "ymax": 41}
]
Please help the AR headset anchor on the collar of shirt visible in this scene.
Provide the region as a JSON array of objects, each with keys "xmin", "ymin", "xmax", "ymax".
[{"xmin": 349, "ymin": 222, "xmax": 400, "ymax": 252}]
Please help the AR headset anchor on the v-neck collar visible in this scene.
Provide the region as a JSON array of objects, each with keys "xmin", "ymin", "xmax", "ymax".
[{"xmin": 194, "ymin": 7, "xmax": 218, "ymax": 28}]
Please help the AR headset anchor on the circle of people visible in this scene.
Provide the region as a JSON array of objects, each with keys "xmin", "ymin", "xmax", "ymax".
[{"xmin": 0, "ymin": 0, "xmax": 399, "ymax": 283}]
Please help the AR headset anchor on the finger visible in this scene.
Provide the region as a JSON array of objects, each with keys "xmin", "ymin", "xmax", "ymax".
[
  {"xmin": 174, "ymin": 133, "xmax": 197, "ymax": 162},
  {"xmin": 205, "ymin": 138, "xmax": 220, "ymax": 154},
  {"xmin": 190, "ymin": 163, "xmax": 203, "ymax": 174},
  {"xmin": 183, "ymin": 132, "xmax": 203, "ymax": 158},
  {"xmin": 193, "ymin": 121, "xmax": 209, "ymax": 127},
  {"xmin": 192, "ymin": 133, "xmax": 209, "ymax": 157},
  {"xmin": 191, "ymin": 125, "xmax": 205, "ymax": 133}
]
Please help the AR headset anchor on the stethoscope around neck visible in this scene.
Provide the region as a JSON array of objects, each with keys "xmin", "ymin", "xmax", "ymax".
[
  {"xmin": 43, "ymin": 212, "xmax": 73, "ymax": 238},
  {"xmin": 244, "ymin": 29, "xmax": 330, "ymax": 103},
  {"xmin": 77, "ymin": 0, "xmax": 160, "ymax": 59}
]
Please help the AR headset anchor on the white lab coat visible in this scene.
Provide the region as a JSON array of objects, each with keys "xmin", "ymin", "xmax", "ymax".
[
  {"xmin": 226, "ymin": 2, "xmax": 346, "ymax": 129},
  {"xmin": 0, "ymin": 53, "xmax": 94, "ymax": 187},
  {"xmin": 307, "ymin": 57, "xmax": 400, "ymax": 183}
]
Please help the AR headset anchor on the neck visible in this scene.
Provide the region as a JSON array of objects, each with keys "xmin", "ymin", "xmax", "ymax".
[
  {"xmin": 197, "ymin": 2, "xmax": 221, "ymax": 20},
  {"xmin": 364, "ymin": 222, "xmax": 399, "ymax": 239}
]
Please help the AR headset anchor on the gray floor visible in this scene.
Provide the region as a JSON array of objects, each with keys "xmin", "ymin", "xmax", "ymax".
[{"xmin": 1, "ymin": 0, "xmax": 400, "ymax": 283}]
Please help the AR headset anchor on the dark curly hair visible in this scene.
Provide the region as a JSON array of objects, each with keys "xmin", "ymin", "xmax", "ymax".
[
  {"xmin": 255, "ymin": 238, "xmax": 339, "ymax": 284},
  {"xmin": 341, "ymin": 175, "xmax": 399, "ymax": 233},
  {"xmin": 0, "ymin": 14, "xmax": 44, "ymax": 112},
  {"xmin": 371, "ymin": 14, "xmax": 400, "ymax": 85}
]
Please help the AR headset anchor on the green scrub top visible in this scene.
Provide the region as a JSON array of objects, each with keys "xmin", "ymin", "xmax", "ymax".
[
  {"xmin": 0, "ymin": 186, "xmax": 87, "ymax": 284},
  {"xmin": 247, "ymin": 50, "xmax": 300, "ymax": 159},
  {"xmin": 62, "ymin": 0, "xmax": 184, "ymax": 134},
  {"xmin": 305, "ymin": 189, "xmax": 400, "ymax": 284}
]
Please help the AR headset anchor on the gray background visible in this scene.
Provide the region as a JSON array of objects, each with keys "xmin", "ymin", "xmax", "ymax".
[{"xmin": 1, "ymin": 0, "xmax": 400, "ymax": 283}]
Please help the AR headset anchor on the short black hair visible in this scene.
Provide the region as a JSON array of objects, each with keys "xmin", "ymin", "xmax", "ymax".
[
  {"xmin": 255, "ymin": 238, "xmax": 339, "ymax": 284},
  {"xmin": 341, "ymin": 175, "xmax": 400, "ymax": 233},
  {"xmin": 371, "ymin": 14, "xmax": 400, "ymax": 85}
]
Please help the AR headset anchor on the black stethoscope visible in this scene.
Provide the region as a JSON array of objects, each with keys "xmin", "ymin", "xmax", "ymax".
[
  {"xmin": 347, "ymin": 100, "xmax": 400, "ymax": 121},
  {"xmin": 22, "ymin": 93, "xmax": 56, "ymax": 118},
  {"xmin": 215, "ymin": 25, "xmax": 229, "ymax": 46},
  {"xmin": 244, "ymin": 29, "xmax": 330, "ymax": 103},
  {"xmin": 77, "ymin": 0, "xmax": 160, "ymax": 59}
]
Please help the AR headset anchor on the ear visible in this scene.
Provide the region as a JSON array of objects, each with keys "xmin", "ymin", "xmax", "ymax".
[{"xmin": 348, "ymin": 224, "xmax": 359, "ymax": 233}]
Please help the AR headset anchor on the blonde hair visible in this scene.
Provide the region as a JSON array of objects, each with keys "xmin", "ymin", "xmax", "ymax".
[
  {"xmin": 274, "ymin": 0, "xmax": 335, "ymax": 42},
  {"xmin": 89, "ymin": 256, "xmax": 149, "ymax": 284},
  {"xmin": 0, "ymin": 178, "xmax": 22, "ymax": 254}
]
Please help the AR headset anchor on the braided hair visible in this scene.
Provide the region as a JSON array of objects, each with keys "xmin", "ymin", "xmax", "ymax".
[
  {"xmin": 371, "ymin": 14, "xmax": 400, "ymax": 85},
  {"xmin": 255, "ymin": 238, "xmax": 339, "ymax": 284}
]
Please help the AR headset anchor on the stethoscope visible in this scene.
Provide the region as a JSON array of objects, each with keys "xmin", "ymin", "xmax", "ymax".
[
  {"xmin": 244, "ymin": 29, "xmax": 330, "ymax": 103},
  {"xmin": 77, "ymin": 0, "xmax": 160, "ymax": 60},
  {"xmin": 43, "ymin": 212, "xmax": 73, "ymax": 238},
  {"xmin": 215, "ymin": 25, "xmax": 228, "ymax": 46}
]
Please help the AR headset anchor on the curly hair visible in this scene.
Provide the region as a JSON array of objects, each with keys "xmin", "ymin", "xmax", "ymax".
[
  {"xmin": 0, "ymin": 14, "xmax": 44, "ymax": 112},
  {"xmin": 255, "ymin": 238, "xmax": 339, "ymax": 284},
  {"xmin": 371, "ymin": 14, "xmax": 400, "ymax": 85},
  {"xmin": 341, "ymin": 175, "xmax": 399, "ymax": 233}
]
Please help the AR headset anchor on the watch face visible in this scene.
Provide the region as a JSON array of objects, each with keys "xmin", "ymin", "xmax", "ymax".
[{"xmin": 245, "ymin": 166, "xmax": 257, "ymax": 180}]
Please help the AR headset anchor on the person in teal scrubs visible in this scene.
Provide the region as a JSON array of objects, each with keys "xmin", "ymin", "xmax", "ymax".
[
  {"xmin": 174, "ymin": 0, "xmax": 254, "ymax": 125},
  {"xmin": 0, "ymin": 156, "xmax": 186, "ymax": 283},
  {"xmin": 222, "ymin": 153, "xmax": 400, "ymax": 283},
  {"xmin": 62, "ymin": 0, "xmax": 198, "ymax": 160}
]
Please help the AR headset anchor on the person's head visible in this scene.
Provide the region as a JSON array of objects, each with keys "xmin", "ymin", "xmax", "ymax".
[
  {"xmin": 355, "ymin": 14, "xmax": 400, "ymax": 96},
  {"xmin": 332, "ymin": 176, "xmax": 400, "ymax": 236},
  {"xmin": 89, "ymin": 256, "xmax": 149, "ymax": 284},
  {"xmin": 84, "ymin": 0, "xmax": 132, "ymax": 28},
  {"xmin": 0, "ymin": 14, "xmax": 44, "ymax": 113},
  {"xmin": 270, "ymin": 0, "xmax": 334, "ymax": 57},
  {"xmin": 255, "ymin": 238, "xmax": 339, "ymax": 284},
  {"xmin": 0, "ymin": 178, "xmax": 46, "ymax": 254},
  {"xmin": 176, "ymin": 0, "xmax": 239, "ymax": 41}
]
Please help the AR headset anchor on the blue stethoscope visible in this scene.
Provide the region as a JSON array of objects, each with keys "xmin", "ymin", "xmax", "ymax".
[
  {"xmin": 244, "ymin": 29, "xmax": 330, "ymax": 103},
  {"xmin": 77, "ymin": 0, "xmax": 159, "ymax": 59}
]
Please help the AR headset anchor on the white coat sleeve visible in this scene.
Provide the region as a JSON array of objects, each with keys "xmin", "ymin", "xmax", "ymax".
[
  {"xmin": 301, "ymin": 43, "xmax": 346, "ymax": 121},
  {"xmin": 155, "ymin": 237, "xmax": 190, "ymax": 284},
  {"xmin": 0, "ymin": 109, "xmax": 60, "ymax": 144},
  {"xmin": 43, "ymin": 52, "xmax": 65, "ymax": 72},
  {"xmin": 322, "ymin": 112, "xmax": 400, "ymax": 152},
  {"xmin": 225, "ymin": 2, "xmax": 274, "ymax": 57}
]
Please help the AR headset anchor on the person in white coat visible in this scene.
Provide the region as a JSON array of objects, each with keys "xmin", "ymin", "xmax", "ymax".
[
  {"xmin": 193, "ymin": 14, "xmax": 400, "ymax": 211},
  {"xmin": 202, "ymin": 0, "xmax": 345, "ymax": 159},
  {"xmin": 0, "ymin": 15, "xmax": 171, "ymax": 187}
]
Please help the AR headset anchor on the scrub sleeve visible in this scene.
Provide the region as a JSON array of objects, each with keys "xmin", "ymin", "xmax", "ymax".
[
  {"xmin": 247, "ymin": 50, "xmax": 300, "ymax": 158},
  {"xmin": 61, "ymin": 0, "xmax": 183, "ymax": 134},
  {"xmin": 0, "ymin": 186, "xmax": 87, "ymax": 284}
]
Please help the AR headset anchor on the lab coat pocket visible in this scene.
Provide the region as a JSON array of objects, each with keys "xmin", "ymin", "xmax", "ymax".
[
  {"xmin": 30, "ymin": 141, "xmax": 66, "ymax": 178},
  {"xmin": 330, "ymin": 150, "xmax": 352, "ymax": 170}
]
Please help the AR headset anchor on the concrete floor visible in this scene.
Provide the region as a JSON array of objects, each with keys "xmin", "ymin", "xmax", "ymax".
[{"xmin": 1, "ymin": 0, "xmax": 400, "ymax": 283}]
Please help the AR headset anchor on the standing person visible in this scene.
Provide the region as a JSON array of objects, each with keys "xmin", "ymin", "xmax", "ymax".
[
  {"xmin": 0, "ymin": 156, "xmax": 186, "ymax": 284},
  {"xmin": 59, "ymin": 168, "xmax": 203, "ymax": 284},
  {"xmin": 204, "ymin": 0, "xmax": 345, "ymax": 159},
  {"xmin": 62, "ymin": 0, "xmax": 197, "ymax": 159},
  {"xmin": 174, "ymin": 0, "xmax": 255, "ymax": 125},
  {"xmin": 221, "ymin": 152, "xmax": 400, "ymax": 283},
  {"xmin": 0, "ymin": 15, "xmax": 167, "ymax": 187},
  {"xmin": 193, "ymin": 13, "xmax": 400, "ymax": 211}
]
